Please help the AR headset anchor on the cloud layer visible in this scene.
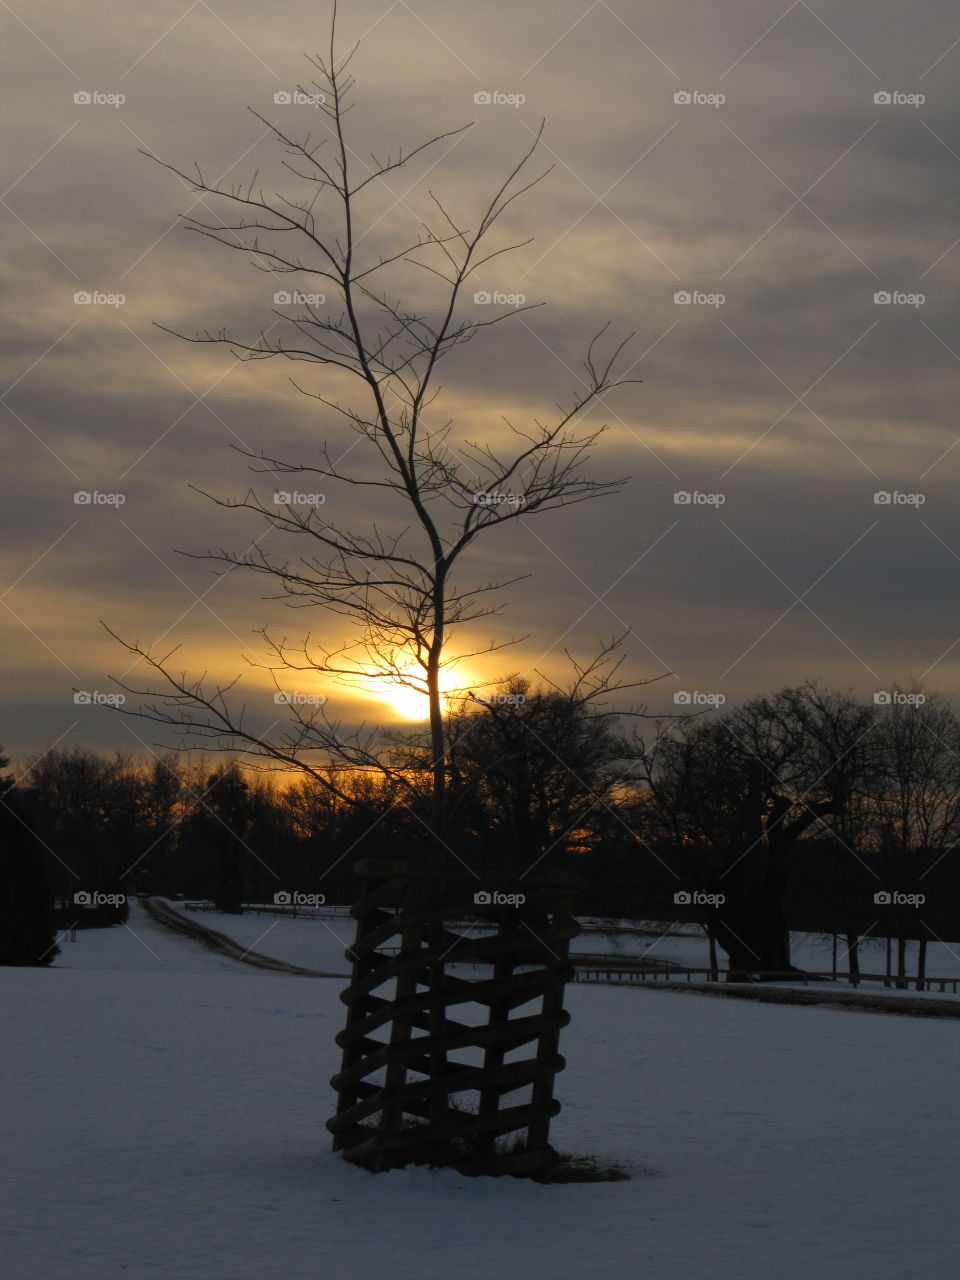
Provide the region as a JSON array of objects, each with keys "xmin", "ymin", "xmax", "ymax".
[{"xmin": 3, "ymin": 0, "xmax": 960, "ymax": 758}]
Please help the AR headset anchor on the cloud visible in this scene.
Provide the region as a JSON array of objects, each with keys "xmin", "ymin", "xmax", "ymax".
[{"xmin": 2, "ymin": 0, "xmax": 960, "ymax": 757}]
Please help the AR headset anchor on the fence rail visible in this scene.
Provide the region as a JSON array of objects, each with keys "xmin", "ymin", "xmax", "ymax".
[
  {"xmin": 572, "ymin": 964, "xmax": 960, "ymax": 993},
  {"xmin": 181, "ymin": 900, "xmax": 352, "ymax": 919}
]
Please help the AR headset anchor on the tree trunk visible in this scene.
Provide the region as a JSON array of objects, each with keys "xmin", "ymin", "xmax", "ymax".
[
  {"xmin": 845, "ymin": 930, "xmax": 860, "ymax": 986},
  {"xmin": 709, "ymin": 900, "xmax": 795, "ymax": 980},
  {"xmin": 216, "ymin": 834, "xmax": 245, "ymax": 914},
  {"xmin": 916, "ymin": 937, "xmax": 927, "ymax": 991},
  {"xmin": 427, "ymin": 584, "xmax": 447, "ymax": 848}
]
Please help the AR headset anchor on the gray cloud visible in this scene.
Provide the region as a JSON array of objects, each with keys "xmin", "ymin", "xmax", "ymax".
[{"xmin": 3, "ymin": 0, "xmax": 960, "ymax": 759}]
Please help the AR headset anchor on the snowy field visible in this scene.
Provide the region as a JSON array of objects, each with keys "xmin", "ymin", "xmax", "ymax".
[
  {"xmin": 3, "ymin": 901, "xmax": 960, "ymax": 1279},
  {"xmin": 161, "ymin": 901, "xmax": 960, "ymax": 997}
]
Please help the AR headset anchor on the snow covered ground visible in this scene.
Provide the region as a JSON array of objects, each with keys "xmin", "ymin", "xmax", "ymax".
[
  {"xmin": 2, "ymin": 901, "xmax": 959, "ymax": 1279},
  {"xmin": 166, "ymin": 902, "xmax": 960, "ymax": 997}
]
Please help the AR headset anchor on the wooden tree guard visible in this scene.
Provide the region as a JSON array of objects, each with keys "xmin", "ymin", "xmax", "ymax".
[{"xmin": 327, "ymin": 857, "xmax": 582, "ymax": 1179}]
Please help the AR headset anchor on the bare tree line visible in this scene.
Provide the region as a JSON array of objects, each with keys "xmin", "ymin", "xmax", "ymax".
[{"xmin": 6, "ymin": 679, "xmax": 960, "ymax": 981}]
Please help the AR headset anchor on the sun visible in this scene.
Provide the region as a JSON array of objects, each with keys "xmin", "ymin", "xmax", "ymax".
[{"xmin": 371, "ymin": 660, "xmax": 474, "ymax": 722}]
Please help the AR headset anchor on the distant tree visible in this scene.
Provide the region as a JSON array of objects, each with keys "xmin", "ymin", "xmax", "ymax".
[
  {"xmin": 643, "ymin": 684, "xmax": 875, "ymax": 979},
  {"xmin": 422, "ymin": 646, "xmax": 644, "ymax": 875},
  {"xmin": 870, "ymin": 690, "xmax": 960, "ymax": 987},
  {"xmin": 137, "ymin": 753, "xmax": 184, "ymax": 892},
  {"xmin": 182, "ymin": 764, "xmax": 260, "ymax": 913},
  {"xmin": 0, "ymin": 748, "xmax": 60, "ymax": 966},
  {"xmin": 21, "ymin": 747, "xmax": 143, "ymax": 908},
  {"xmin": 778, "ymin": 684, "xmax": 882, "ymax": 982}
]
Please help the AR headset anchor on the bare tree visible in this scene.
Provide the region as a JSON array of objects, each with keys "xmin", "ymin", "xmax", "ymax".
[
  {"xmin": 871, "ymin": 689, "xmax": 960, "ymax": 986},
  {"xmin": 640, "ymin": 683, "xmax": 875, "ymax": 979},
  {"xmin": 388, "ymin": 638, "xmax": 653, "ymax": 874},
  {"xmin": 107, "ymin": 7, "xmax": 639, "ymax": 855}
]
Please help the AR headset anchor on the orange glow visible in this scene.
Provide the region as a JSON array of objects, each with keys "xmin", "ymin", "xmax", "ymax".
[{"xmin": 366, "ymin": 659, "xmax": 477, "ymax": 722}]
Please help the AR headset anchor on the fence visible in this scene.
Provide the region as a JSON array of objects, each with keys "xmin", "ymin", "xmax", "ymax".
[
  {"xmin": 177, "ymin": 903, "xmax": 960, "ymax": 995},
  {"xmin": 572, "ymin": 963, "xmax": 960, "ymax": 994},
  {"xmin": 327, "ymin": 857, "xmax": 582, "ymax": 1178}
]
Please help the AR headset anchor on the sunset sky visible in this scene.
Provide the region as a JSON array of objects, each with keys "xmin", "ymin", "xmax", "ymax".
[{"xmin": 3, "ymin": 0, "xmax": 960, "ymax": 759}]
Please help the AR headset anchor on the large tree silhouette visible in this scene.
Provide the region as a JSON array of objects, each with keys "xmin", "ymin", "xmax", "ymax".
[{"xmin": 108, "ymin": 5, "xmax": 639, "ymax": 856}]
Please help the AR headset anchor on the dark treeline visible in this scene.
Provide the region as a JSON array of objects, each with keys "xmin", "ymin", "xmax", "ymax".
[{"xmin": 3, "ymin": 679, "xmax": 959, "ymax": 978}]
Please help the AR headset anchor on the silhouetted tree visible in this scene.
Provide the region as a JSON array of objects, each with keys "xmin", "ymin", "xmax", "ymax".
[
  {"xmin": 429, "ymin": 650, "xmax": 642, "ymax": 875},
  {"xmin": 870, "ymin": 690, "xmax": 960, "ymax": 986},
  {"xmin": 643, "ymin": 684, "xmax": 875, "ymax": 979},
  {"xmin": 106, "ymin": 5, "xmax": 639, "ymax": 856},
  {"xmin": 180, "ymin": 764, "xmax": 265, "ymax": 913},
  {"xmin": 0, "ymin": 748, "xmax": 59, "ymax": 966}
]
